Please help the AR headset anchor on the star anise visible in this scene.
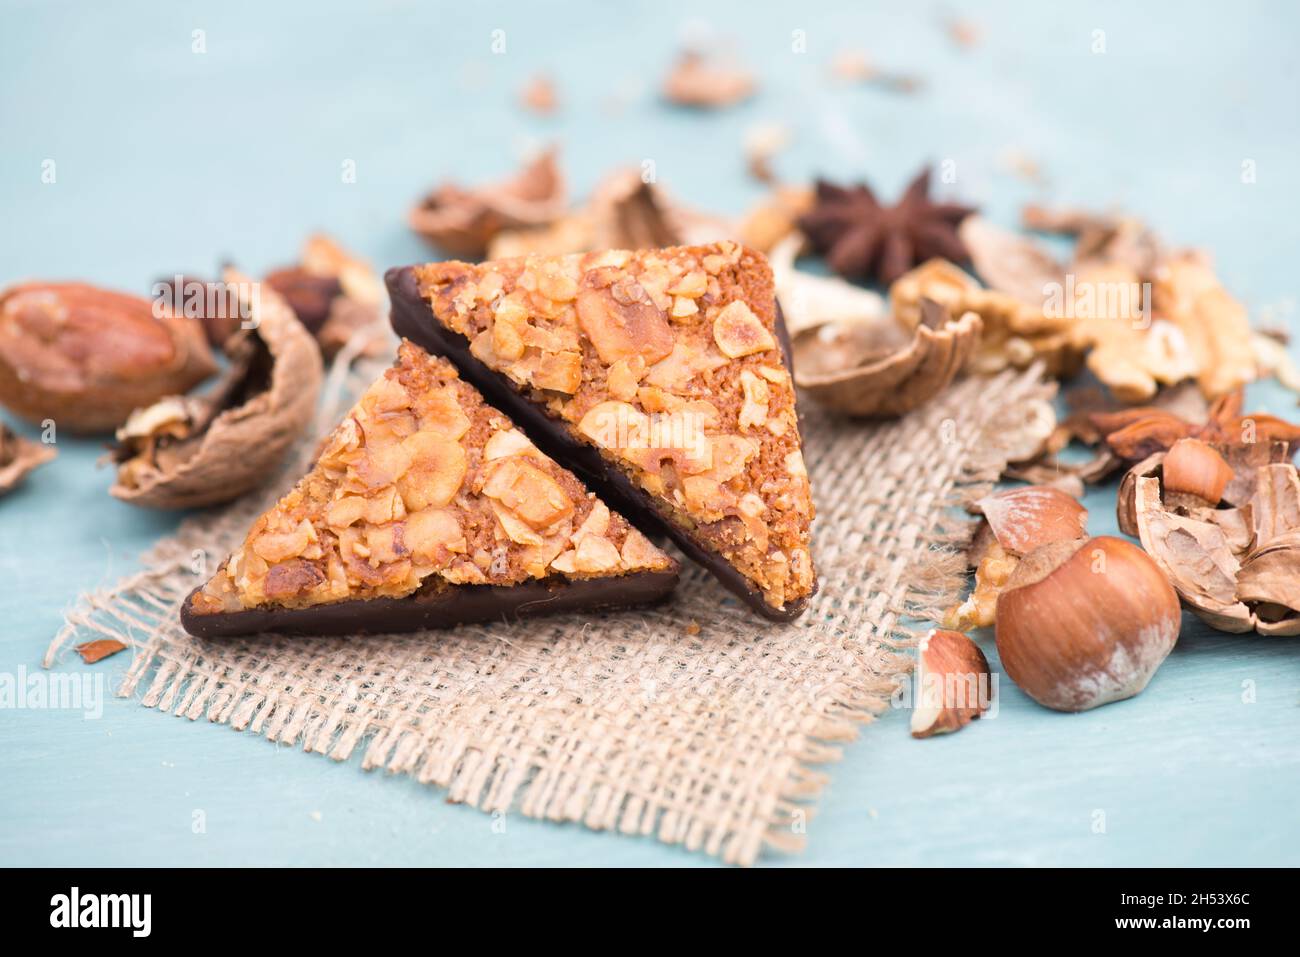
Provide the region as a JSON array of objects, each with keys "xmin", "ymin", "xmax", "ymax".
[
  {"xmin": 1091, "ymin": 390, "xmax": 1300, "ymax": 463},
  {"xmin": 798, "ymin": 166, "xmax": 976, "ymax": 285}
]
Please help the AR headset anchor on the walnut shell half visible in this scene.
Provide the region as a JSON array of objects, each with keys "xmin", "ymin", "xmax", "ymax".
[
  {"xmin": 793, "ymin": 299, "xmax": 983, "ymax": 418},
  {"xmin": 110, "ymin": 270, "xmax": 323, "ymax": 509},
  {"xmin": 0, "ymin": 282, "xmax": 217, "ymax": 434}
]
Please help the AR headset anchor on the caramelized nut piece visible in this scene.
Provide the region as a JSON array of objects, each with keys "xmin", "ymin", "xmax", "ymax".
[
  {"xmin": 668, "ymin": 270, "xmax": 708, "ymax": 297},
  {"xmin": 576, "ymin": 282, "xmax": 675, "ymax": 365},
  {"xmin": 712, "ymin": 301, "xmax": 776, "ymax": 358},
  {"xmin": 396, "ymin": 432, "xmax": 468, "ymax": 510},
  {"xmin": 738, "ymin": 370, "xmax": 769, "ymax": 431},
  {"xmin": 483, "ymin": 427, "xmax": 536, "ymax": 461},
  {"xmin": 620, "ymin": 528, "xmax": 663, "ymax": 567},
  {"xmin": 607, "ymin": 355, "xmax": 648, "ymax": 401},
  {"xmin": 404, "ymin": 508, "xmax": 465, "ymax": 562},
  {"xmin": 414, "ymin": 387, "xmax": 471, "ymax": 439},
  {"xmin": 578, "ymin": 400, "xmax": 645, "ymax": 451},
  {"xmin": 573, "ymin": 534, "xmax": 622, "ymax": 572},
  {"xmin": 784, "ymin": 449, "xmax": 807, "ymax": 478},
  {"xmin": 707, "ymin": 434, "xmax": 758, "ymax": 482},
  {"xmin": 264, "ymin": 559, "xmax": 326, "ymax": 601},
  {"xmin": 532, "ymin": 350, "xmax": 583, "ymax": 393},
  {"xmin": 482, "ymin": 457, "xmax": 574, "ymax": 528},
  {"xmin": 251, "ymin": 519, "xmax": 315, "ymax": 563}
]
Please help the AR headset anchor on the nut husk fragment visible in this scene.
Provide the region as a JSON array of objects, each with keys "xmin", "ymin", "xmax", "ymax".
[
  {"xmin": 910, "ymin": 629, "xmax": 992, "ymax": 739},
  {"xmin": 0, "ymin": 422, "xmax": 56, "ymax": 497},
  {"xmin": 586, "ymin": 169, "xmax": 733, "ymax": 251},
  {"xmin": 75, "ymin": 638, "xmax": 127, "ymax": 663},
  {"xmin": 737, "ymin": 185, "xmax": 814, "ymax": 253},
  {"xmin": 409, "ymin": 148, "xmax": 567, "ymax": 259},
  {"xmin": 110, "ymin": 270, "xmax": 323, "ymax": 509},
  {"xmin": 487, "ymin": 169, "xmax": 734, "ymax": 259},
  {"xmin": 958, "ymin": 215, "xmax": 1065, "ymax": 308},
  {"xmin": 0, "ymin": 282, "xmax": 217, "ymax": 434},
  {"xmin": 160, "ymin": 235, "xmax": 388, "ymax": 360},
  {"xmin": 943, "ymin": 485, "xmax": 1089, "ymax": 631},
  {"xmin": 269, "ymin": 235, "xmax": 388, "ymax": 360}
]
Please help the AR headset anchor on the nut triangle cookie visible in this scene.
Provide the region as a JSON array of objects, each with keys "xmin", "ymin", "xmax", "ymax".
[
  {"xmin": 182, "ymin": 341, "xmax": 678, "ymax": 637},
  {"xmin": 387, "ymin": 241, "xmax": 817, "ymax": 620}
]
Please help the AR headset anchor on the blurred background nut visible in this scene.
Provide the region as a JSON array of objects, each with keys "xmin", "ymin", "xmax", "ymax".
[
  {"xmin": 153, "ymin": 275, "xmax": 245, "ymax": 350},
  {"xmin": 263, "ymin": 267, "xmax": 341, "ymax": 335},
  {"xmin": 0, "ymin": 281, "xmax": 216, "ymax": 434}
]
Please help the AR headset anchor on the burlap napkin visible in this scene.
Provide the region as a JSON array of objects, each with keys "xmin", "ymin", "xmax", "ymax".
[{"xmin": 46, "ymin": 354, "xmax": 1051, "ymax": 865}]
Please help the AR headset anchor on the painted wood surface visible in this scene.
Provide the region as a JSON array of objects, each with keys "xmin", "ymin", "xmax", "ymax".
[{"xmin": 2, "ymin": 0, "xmax": 1298, "ymax": 866}]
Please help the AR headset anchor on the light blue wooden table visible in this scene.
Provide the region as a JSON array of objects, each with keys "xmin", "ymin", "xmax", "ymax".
[{"xmin": 3, "ymin": 0, "xmax": 1298, "ymax": 866}]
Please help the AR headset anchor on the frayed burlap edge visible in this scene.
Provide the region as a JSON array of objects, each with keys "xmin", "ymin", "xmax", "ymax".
[{"xmin": 45, "ymin": 350, "xmax": 1053, "ymax": 866}]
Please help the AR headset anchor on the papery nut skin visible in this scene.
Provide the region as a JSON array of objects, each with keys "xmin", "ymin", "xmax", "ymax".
[{"xmin": 995, "ymin": 536, "xmax": 1180, "ymax": 713}]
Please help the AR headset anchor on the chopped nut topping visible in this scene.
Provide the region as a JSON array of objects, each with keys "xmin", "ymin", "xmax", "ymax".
[
  {"xmin": 192, "ymin": 342, "xmax": 673, "ymax": 614},
  {"xmin": 713, "ymin": 301, "xmax": 777, "ymax": 358},
  {"xmin": 415, "ymin": 242, "xmax": 816, "ymax": 612},
  {"xmin": 576, "ymin": 279, "xmax": 675, "ymax": 365}
]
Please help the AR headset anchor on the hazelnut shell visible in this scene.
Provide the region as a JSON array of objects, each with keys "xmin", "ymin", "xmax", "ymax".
[
  {"xmin": 793, "ymin": 302, "xmax": 983, "ymax": 418},
  {"xmin": 109, "ymin": 270, "xmax": 323, "ymax": 509}
]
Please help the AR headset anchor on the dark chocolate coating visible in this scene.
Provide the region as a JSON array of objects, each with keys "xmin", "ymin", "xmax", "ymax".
[
  {"xmin": 181, "ymin": 569, "xmax": 678, "ymax": 638},
  {"xmin": 386, "ymin": 265, "xmax": 812, "ymax": 622}
]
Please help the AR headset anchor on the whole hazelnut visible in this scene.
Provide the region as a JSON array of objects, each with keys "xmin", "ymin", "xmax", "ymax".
[
  {"xmin": 1162, "ymin": 437, "xmax": 1234, "ymax": 507},
  {"xmin": 0, "ymin": 282, "xmax": 217, "ymax": 434},
  {"xmin": 995, "ymin": 536, "xmax": 1180, "ymax": 712}
]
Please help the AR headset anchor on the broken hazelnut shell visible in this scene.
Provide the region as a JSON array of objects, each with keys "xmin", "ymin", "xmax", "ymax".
[
  {"xmin": 409, "ymin": 149, "xmax": 567, "ymax": 259},
  {"xmin": 1117, "ymin": 449, "xmax": 1300, "ymax": 635},
  {"xmin": 943, "ymin": 485, "xmax": 1088, "ymax": 632},
  {"xmin": 0, "ymin": 282, "xmax": 217, "ymax": 434},
  {"xmin": 910, "ymin": 629, "xmax": 992, "ymax": 738},
  {"xmin": 978, "ymin": 485, "xmax": 1089, "ymax": 556},
  {"xmin": 793, "ymin": 300, "xmax": 983, "ymax": 418},
  {"xmin": 109, "ymin": 270, "xmax": 323, "ymax": 509},
  {"xmin": 661, "ymin": 51, "xmax": 756, "ymax": 109},
  {"xmin": 995, "ymin": 536, "xmax": 1180, "ymax": 712}
]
